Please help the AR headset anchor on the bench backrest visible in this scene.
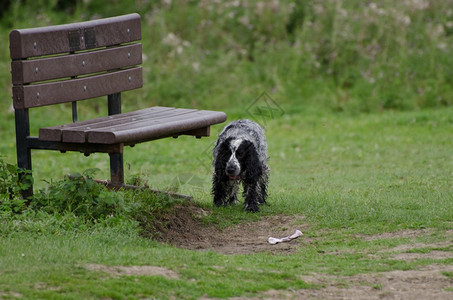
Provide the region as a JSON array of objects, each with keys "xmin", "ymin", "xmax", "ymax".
[{"xmin": 10, "ymin": 13, "xmax": 143, "ymax": 110}]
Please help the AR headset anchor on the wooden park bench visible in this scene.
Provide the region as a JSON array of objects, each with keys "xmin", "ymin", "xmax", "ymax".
[{"xmin": 9, "ymin": 13, "xmax": 227, "ymax": 198}]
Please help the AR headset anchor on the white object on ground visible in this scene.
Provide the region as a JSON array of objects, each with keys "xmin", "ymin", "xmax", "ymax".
[{"xmin": 268, "ymin": 230, "xmax": 303, "ymax": 245}]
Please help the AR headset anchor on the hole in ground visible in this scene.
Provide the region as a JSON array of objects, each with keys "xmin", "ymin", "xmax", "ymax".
[{"xmin": 140, "ymin": 201, "xmax": 307, "ymax": 255}]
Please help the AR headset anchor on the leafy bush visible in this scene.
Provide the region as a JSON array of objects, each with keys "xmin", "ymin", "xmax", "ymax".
[
  {"xmin": 31, "ymin": 168, "xmax": 125, "ymax": 220},
  {"xmin": 28, "ymin": 168, "xmax": 184, "ymax": 233},
  {"xmin": 0, "ymin": 162, "xmax": 186, "ymax": 238},
  {"xmin": 0, "ymin": 157, "xmax": 186, "ymax": 236},
  {"xmin": 0, "ymin": 158, "xmax": 32, "ymax": 215}
]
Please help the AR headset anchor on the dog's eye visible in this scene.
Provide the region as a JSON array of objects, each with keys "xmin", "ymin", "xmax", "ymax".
[
  {"xmin": 236, "ymin": 149, "xmax": 245, "ymax": 159},
  {"xmin": 236, "ymin": 142, "xmax": 251, "ymax": 159}
]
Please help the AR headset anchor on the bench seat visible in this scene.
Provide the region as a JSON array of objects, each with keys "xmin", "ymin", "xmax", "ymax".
[{"xmin": 39, "ymin": 106, "xmax": 226, "ymax": 144}]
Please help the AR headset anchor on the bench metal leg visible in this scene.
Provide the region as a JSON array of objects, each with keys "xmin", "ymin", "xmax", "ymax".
[
  {"xmin": 109, "ymin": 152, "xmax": 124, "ymax": 186},
  {"xmin": 107, "ymin": 93, "xmax": 124, "ymax": 187},
  {"xmin": 15, "ymin": 109, "xmax": 33, "ymax": 200},
  {"xmin": 17, "ymin": 147, "xmax": 33, "ymax": 200}
]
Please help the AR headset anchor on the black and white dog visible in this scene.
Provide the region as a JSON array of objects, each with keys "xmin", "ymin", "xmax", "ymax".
[{"xmin": 212, "ymin": 119, "xmax": 269, "ymax": 212}]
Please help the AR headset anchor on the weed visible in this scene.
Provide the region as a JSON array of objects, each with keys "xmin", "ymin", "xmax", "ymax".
[
  {"xmin": 442, "ymin": 271, "xmax": 453, "ymax": 278},
  {"xmin": 30, "ymin": 169, "xmax": 125, "ymax": 220},
  {"xmin": 0, "ymin": 157, "xmax": 32, "ymax": 215}
]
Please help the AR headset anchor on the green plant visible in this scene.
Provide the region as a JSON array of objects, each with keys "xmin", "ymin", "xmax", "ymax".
[
  {"xmin": 30, "ymin": 168, "xmax": 125, "ymax": 220},
  {"xmin": 0, "ymin": 158, "xmax": 33, "ymax": 215},
  {"xmin": 0, "ymin": 158, "xmax": 33, "ymax": 198}
]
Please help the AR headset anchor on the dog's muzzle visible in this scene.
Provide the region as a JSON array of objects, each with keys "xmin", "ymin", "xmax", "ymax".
[{"xmin": 226, "ymin": 164, "xmax": 240, "ymax": 180}]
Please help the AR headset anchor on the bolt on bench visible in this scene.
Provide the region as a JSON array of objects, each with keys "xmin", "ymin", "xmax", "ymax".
[{"xmin": 10, "ymin": 13, "xmax": 227, "ymax": 199}]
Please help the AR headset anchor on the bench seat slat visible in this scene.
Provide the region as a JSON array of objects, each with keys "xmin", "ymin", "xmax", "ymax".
[
  {"xmin": 39, "ymin": 106, "xmax": 177, "ymax": 141},
  {"xmin": 11, "ymin": 44, "xmax": 142, "ymax": 84},
  {"xmin": 64, "ymin": 108, "xmax": 202, "ymax": 143},
  {"xmin": 13, "ymin": 67, "xmax": 142, "ymax": 109},
  {"xmin": 88, "ymin": 110, "xmax": 227, "ymax": 144},
  {"xmin": 43, "ymin": 107, "xmax": 199, "ymax": 143},
  {"xmin": 39, "ymin": 107, "xmax": 227, "ymax": 144}
]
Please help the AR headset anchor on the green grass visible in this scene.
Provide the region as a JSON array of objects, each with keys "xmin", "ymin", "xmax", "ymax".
[
  {"xmin": 265, "ymin": 109, "xmax": 453, "ymax": 231},
  {"xmin": 1, "ymin": 108, "xmax": 453, "ymax": 298},
  {"xmin": 0, "ymin": 232, "xmax": 312, "ymax": 299},
  {"xmin": 1, "ymin": 1, "xmax": 453, "ymax": 298}
]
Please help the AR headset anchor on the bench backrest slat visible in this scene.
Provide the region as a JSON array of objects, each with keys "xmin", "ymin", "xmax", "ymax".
[
  {"xmin": 10, "ymin": 13, "xmax": 143, "ymax": 109},
  {"xmin": 9, "ymin": 13, "xmax": 141, "ymax": 59},
  {"xmin": 11, "ymin": 43, "xmax": 142, "ymax": 84},
  {"xmin": 13, "ymin": 67, "xmax": 142, "ymax": 109}
]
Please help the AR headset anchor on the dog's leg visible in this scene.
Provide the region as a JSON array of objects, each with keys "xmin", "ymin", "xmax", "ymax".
[
  {"xmin": 258, "ymin": 178, "xmax": 267, "ymax": 204},
  {"xmin": 243, "ymin": 182, "xmax": 260, "ymax": 212},
  {"xmin": 258, "ymin": 165, "xmax": 270, "ymax": 204},
  {"xmin": 212, "ymin": 174, "xmax": 228, "ymax": 206},
  {"xmin": 227, "ymin": 180, "xmax": 239, "ymax": 205},
  {"xmin": 213, "ymin": 175, "xmax": 239, "ymax": 206}
]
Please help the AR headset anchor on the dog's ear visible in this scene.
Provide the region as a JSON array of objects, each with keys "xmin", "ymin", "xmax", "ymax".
[
  {"xmin": 239, "ymin": 141, "xmax": 262, "ymax": 183},
  {"xmin": 214, "ymin": 138, "xmax": 232, "ymax": 175}
]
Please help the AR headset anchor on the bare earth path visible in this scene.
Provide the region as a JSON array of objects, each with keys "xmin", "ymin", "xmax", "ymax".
[{"xmin": 144, "ymin": 203, "xmax": 453, "ymax": 299}]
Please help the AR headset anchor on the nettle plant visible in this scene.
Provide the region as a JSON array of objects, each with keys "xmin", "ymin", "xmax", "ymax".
[
  {"xmin": 0, "ymin": 157, "xmax": 184, "ymax": 227},
  {"xmin": 0, "ymin": 158, "xmax": 33, "ymax": 214},
  {"xmin": 31, "ymin": 168, "xmax": 126, "ymax": 220},
  {"xmin": 0, "ymin": 159, "xmax": 124, "ymax": 220}
]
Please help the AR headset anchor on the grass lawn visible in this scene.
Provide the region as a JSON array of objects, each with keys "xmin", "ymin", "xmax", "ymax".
[
  {"xmin": 1, "ymin": 107, "xmax": 452, "ymax": 299},
  {"xmin": 1, "ymin": 1, "xmax": 453, "ymax": 298}
]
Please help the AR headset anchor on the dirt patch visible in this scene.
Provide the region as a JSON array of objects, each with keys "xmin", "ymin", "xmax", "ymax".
[
  {"xmin": 84, "ymin": 264, "xmax": 179, "ymax": 279},
  {"xmin": 141, "ymin": 203, "xmax": 453, "ymax": 299},
  {"xmin": 33, "ymin": 282, "xmax": 61, "ymax": 291},
  {"xmin": 357, "ymin": 228, "xmax": 433, "ymax": 241},
  {"xmin": 210, "ymin": 264, "xmax": 453, "ymax": 300},
  {"xmin": 147, "ymin": 202, "xmax": 307, "ymax": 255},
  {"xmin": 377, "ymin": 240, "xmax": 453, "ymax": 261},
  {"xmin": 359, "ymin": 230, "xmax": 453, "ymax": 262},
  {"xmin": 0, "ymin": 291, "xmax": 23, "ymax": 298},
  {"xmin": 294, "ymin": 265, "xmax": 453, "ymax": 300},
  {"xmin": 381, "ymin": 241, "xmax": 452, "ymax": 253},
  {"xmin": 392, "ymin": 250, "xmax": 453, "ymax": 261}
]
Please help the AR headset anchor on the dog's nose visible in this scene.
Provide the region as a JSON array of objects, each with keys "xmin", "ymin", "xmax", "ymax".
[{"xmin": 226, "ymin": 166, "xmax": 236, "ymax": 175}]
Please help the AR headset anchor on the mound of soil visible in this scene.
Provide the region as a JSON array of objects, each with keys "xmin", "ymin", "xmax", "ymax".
[{"xmin": 145, "ymin": 202, "xmax": 307, "ymax": 255}]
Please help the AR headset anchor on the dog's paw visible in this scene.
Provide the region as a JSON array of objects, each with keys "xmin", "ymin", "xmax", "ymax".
[
  {"xmin": 213, "ymin": 198, "xmax": 225, "ymax": 207},
  {"xmin": 227, "ymin": 196, "xmax": 239, "ymax": 205},
  {"xmin": 244, "ymin": 202, "xmax": 259, "ymax": 212}
]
